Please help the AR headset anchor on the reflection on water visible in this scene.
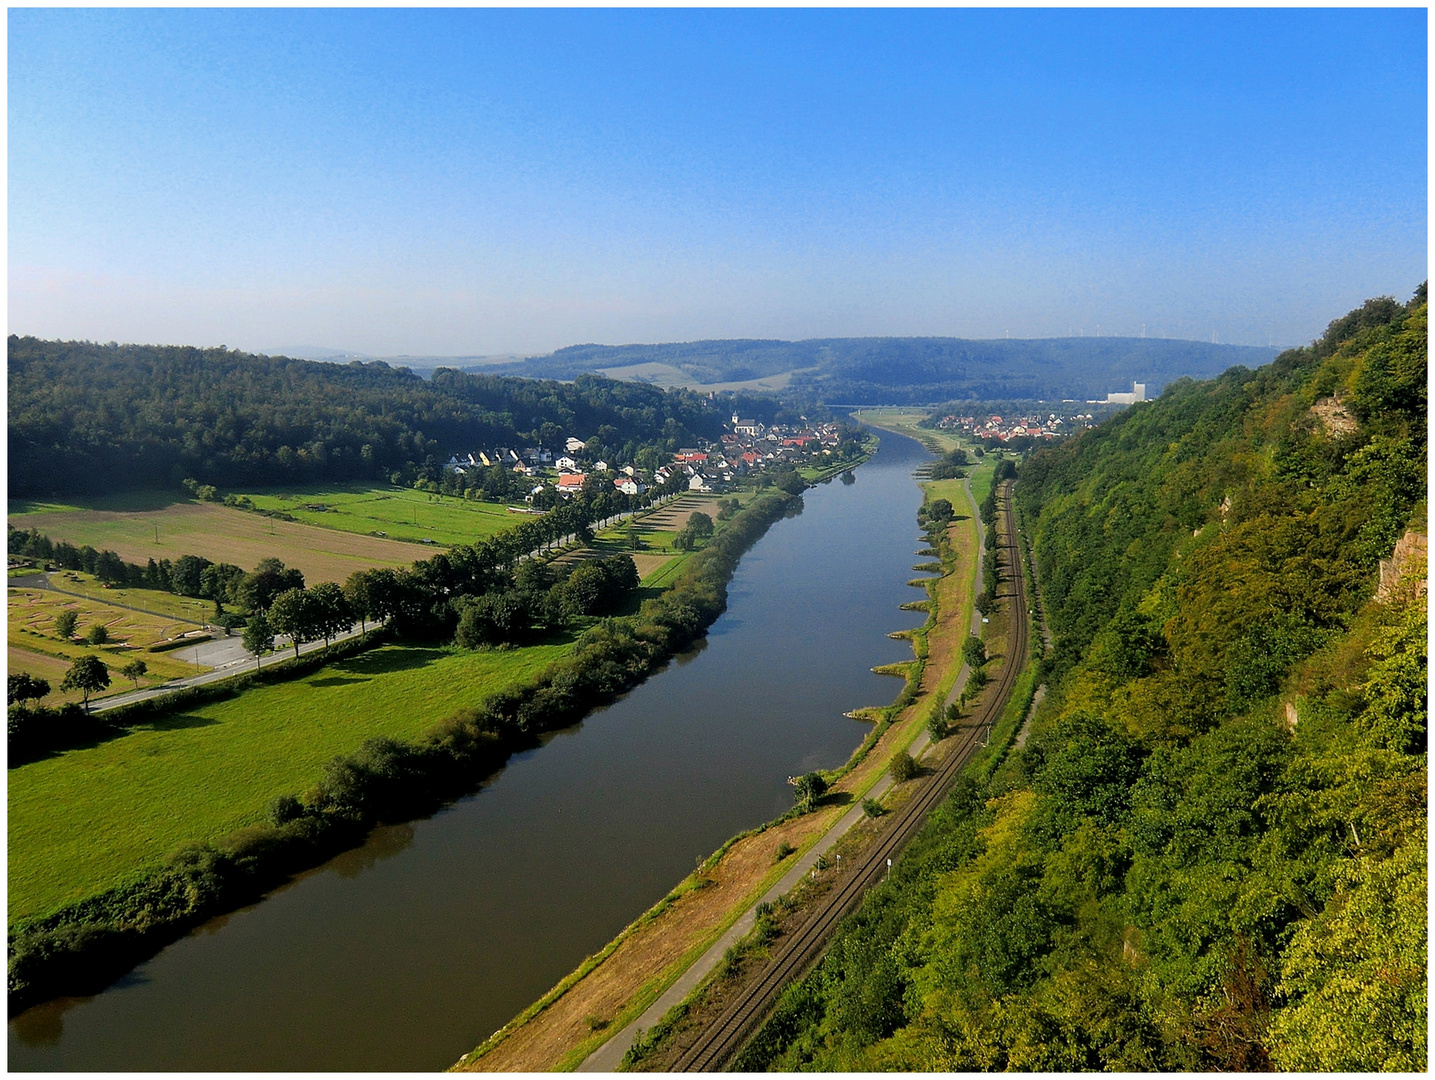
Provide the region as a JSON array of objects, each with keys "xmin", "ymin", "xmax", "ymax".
[
  {"xmin": 330, "ymin": 822, "xmax": 416, "ymax": 879},
  {"xmin": 9, "ymin": 430, "xmax": 934, "ymax": 1072}
]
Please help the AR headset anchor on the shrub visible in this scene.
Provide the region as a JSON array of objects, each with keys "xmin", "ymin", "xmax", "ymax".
[
  {"xmin": 862, "ymin": 797, "xmax": 885, "ymax": 818},
  {"xmin": 962, "ymin": 635, "xmax": 987, "ymax": 668},
  {"xmin": 889, "ymin": 751, "xmax": 918, "ymax": 783},
  {"xmin": 267, "ymin": 793, "xmax": 304, "ymax": 826},
  {"xmin": 774, "ymin": 841, "xmax": 797, "ymax": 862}
]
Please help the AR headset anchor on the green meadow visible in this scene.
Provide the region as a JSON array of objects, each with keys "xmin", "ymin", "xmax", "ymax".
[
  {"xmin": 237, "ymin": 482, "xmax": 520, "ymax": 546},
  {"xmin": 8, "ymin": 639, "xmax": 570, "ymax": 921}
]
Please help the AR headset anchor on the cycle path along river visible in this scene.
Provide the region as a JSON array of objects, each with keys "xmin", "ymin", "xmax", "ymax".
[{"xmin": 9, "ymin": 430, "xmax": 936, "ymax": 1071}]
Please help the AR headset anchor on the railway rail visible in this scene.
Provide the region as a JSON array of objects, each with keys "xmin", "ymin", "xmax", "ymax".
[{"xmin": 671, "ymin": 480, "xmax": 1031, "ymax": 1072}]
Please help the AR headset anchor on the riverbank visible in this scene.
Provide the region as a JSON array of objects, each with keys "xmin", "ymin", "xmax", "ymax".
[{"xmin": 453, "ymin": 446, "xmax": 989, "ymax": 1071}]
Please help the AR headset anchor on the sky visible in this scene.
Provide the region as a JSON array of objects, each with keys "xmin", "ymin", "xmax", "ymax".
[{"xmin": 8, "ymin": 8, "xmax": 1428, "ymax": 357}]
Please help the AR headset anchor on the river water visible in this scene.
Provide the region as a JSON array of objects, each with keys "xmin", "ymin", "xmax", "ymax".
[{"xmin": 9, "ymin": 430, "xmax": 933, "ymax": 1071}]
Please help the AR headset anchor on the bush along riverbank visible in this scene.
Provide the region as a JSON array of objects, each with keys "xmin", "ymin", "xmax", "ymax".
[{"xmin": 7, "ymin": 490, "xmax": 803, "ymax": 1017}]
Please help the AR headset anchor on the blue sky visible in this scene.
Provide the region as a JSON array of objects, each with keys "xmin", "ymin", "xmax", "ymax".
[{"xmin": 8, "ymin": 8, "xmax": 1427, "ymax": 356}]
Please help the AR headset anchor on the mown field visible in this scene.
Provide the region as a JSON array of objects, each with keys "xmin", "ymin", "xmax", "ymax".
[
  {"xmin": 8, "ymin": 639, "xmax": 572, "ymax": 921},
  {"xmin": 234, "ymin": 481, "xmax": 519, "ymax": 547},
  {"xmin": 9, "ymin": 492, "xmax": 434, "ymax": 584}
]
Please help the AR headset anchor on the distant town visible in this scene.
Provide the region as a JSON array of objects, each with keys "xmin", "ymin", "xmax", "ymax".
[{"xmin": 445, "ymin": 414, "xmax": 853, "ymax": 505}]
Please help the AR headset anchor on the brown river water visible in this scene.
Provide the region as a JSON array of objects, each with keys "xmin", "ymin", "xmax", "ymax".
[{"xmin": 9, "ymin": 429, "xmax": 934, "ymax": 1071}]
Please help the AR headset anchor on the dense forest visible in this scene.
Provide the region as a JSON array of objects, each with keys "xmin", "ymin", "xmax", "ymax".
[
  {"xmin": 7, "ymin": 338, "xmax": 730, "ymax": 497},
  {"xmin": 740, "ymin": 288, "xmax": 1426, "ymax": 1070},
  {"xmin": 494, "ymin": 336, "xmax": 1278, "ymax": 403}
]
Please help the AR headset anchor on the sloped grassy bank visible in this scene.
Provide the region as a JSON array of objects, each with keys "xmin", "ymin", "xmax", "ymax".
[{"xmin": 8, "ymin": 490, "xmax": 802, "ymax": 1017}]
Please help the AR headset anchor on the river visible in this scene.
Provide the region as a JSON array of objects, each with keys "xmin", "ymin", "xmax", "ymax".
[{"xmin": 9, "ymin": 430, "xmax": 933, "ymax": 1071}]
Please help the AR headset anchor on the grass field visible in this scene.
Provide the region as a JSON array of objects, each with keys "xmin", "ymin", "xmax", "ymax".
[
  {"xmin": 8, "ymin": 639, "xmax": 572, "ymax": 921},
  {"xmin": 31, "ymin": 568, "xmax": 216, "ymax": 623},
  {"xmin": 9, "ymin": 493, "xmax": 433, "ymax": 585},
  {"xmin": 235, "ymin": 481, "xmax": 519, "ymax": 547}
]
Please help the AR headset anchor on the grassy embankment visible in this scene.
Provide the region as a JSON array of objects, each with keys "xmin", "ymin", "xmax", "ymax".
[
  {"xmin": 457, "ymin": 452, "xmax": 987, "ymax": 1072},
  {"xmin": 7, "ymin": 492, "xmax": 751, "ymax": 928}
]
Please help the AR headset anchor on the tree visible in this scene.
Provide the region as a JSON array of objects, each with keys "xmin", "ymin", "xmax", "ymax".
[
  {"xmin": 889, "ymin": 751, "xmax": 918, "ymax": 783},
  {"xmin": 267, "ymin": 587, "xmax": 316, "ymax": 659},
  {"xmin": 455, "ymin": 591, "xmax": 530, "ymax": 648},
  {"xmin": 343, "ymin": 570, "xmax": 375, "ymax": 633},
  {"xmin": 119, "ymin": 659, "xmax": 148, "ymax": 690},
  {"xmin": 54, "ymin": 609, "xmax": 78, "ymax": 640},
  {"xmin": 8, "ymin": 672, "xmax": 50, "ymax": 709},
  {"xmin": 242, "ymin": 612, "xmax": 274, "ymax": 669},
  {"xmin": 793, "ymin": 771, "xmax": 829, "ymax": 811},
  {"xmin": 307, "ymin": 581, "xmax": 353, "ymax": 647},
  {"xmin": 61, "ymin": 654, "xmax": 110, "ymax": 712},
  {"xmin": 962, "ymin": 635, "xmax": 987, "ymax": 668},
  {"xmin": 85, "ymin": 623, "xmax": 110, "ymax": 646},
  {"xmin": 687, "ymin": 511, "xmax": 715, "ymax": 538},
  {"xmin": 238, "ymin": 558, "xmax": 305, "ymax": 612},
  {"xmin": 927, "ymin": 498, "xmax": 955, "ymax": 524}
]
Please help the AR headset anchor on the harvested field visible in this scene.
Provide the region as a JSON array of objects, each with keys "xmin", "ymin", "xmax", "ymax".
[{"xmin": 9, "ymin": 498, "xmax": 429, "ymax": 584}]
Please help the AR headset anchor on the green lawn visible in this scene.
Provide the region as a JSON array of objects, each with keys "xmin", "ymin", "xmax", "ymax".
[
  {"xmin": 237, "ymin": 482, "xmax": 520, "ymax": 546},
  {"xmin": 38, "ymin": 569, "xmax": 218, "ymax": 623},
  {"xmin": 8, "ymin": 639, "xmax": 570, "ymax": 921}
]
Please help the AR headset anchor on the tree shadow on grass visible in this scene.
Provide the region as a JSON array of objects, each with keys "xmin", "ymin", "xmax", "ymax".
[
  {"xmin": 332, "ymin": 647, "xmax": 451, "ymax": 677},
  {"xmin": 145, "ymin": 712, "xmax": 222, "ymax": 733},
  {"xmin": 306, "ymin": 675, "xmax": 371, "ymax": 689}
]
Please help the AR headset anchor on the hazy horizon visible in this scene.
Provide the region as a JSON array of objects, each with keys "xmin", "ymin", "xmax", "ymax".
[{"xmin": 10, "ymin": 9, "xmax": 1427, "ymax": 356}]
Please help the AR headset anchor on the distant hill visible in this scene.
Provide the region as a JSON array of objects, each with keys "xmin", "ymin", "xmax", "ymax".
[{"xmin": 491, "ymin": 336, "xmax": 1281, "ymax": 403}]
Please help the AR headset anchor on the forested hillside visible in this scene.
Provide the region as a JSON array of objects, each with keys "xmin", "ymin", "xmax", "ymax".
[
  {"xmin": 740, "ymin": 288, "xmax": 1426, "ymax": 1071},
  {"xmin": 496, "ymin": 336, "xmax": 1278, "ymax": 403},
  {"xmin": 7, "ymin": 338, "xmax": 725, "ymax": 496}
]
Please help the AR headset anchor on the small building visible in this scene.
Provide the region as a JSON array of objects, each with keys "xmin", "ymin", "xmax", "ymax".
[{"xmin": 565, "ymin": 436, "xmax": 586, "ymax": 453}]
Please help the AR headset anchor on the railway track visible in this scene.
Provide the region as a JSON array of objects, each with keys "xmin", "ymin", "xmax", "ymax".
[{"xmin": 671, "ymin": 481, "xmax": 1032, "ymax": 1071}]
